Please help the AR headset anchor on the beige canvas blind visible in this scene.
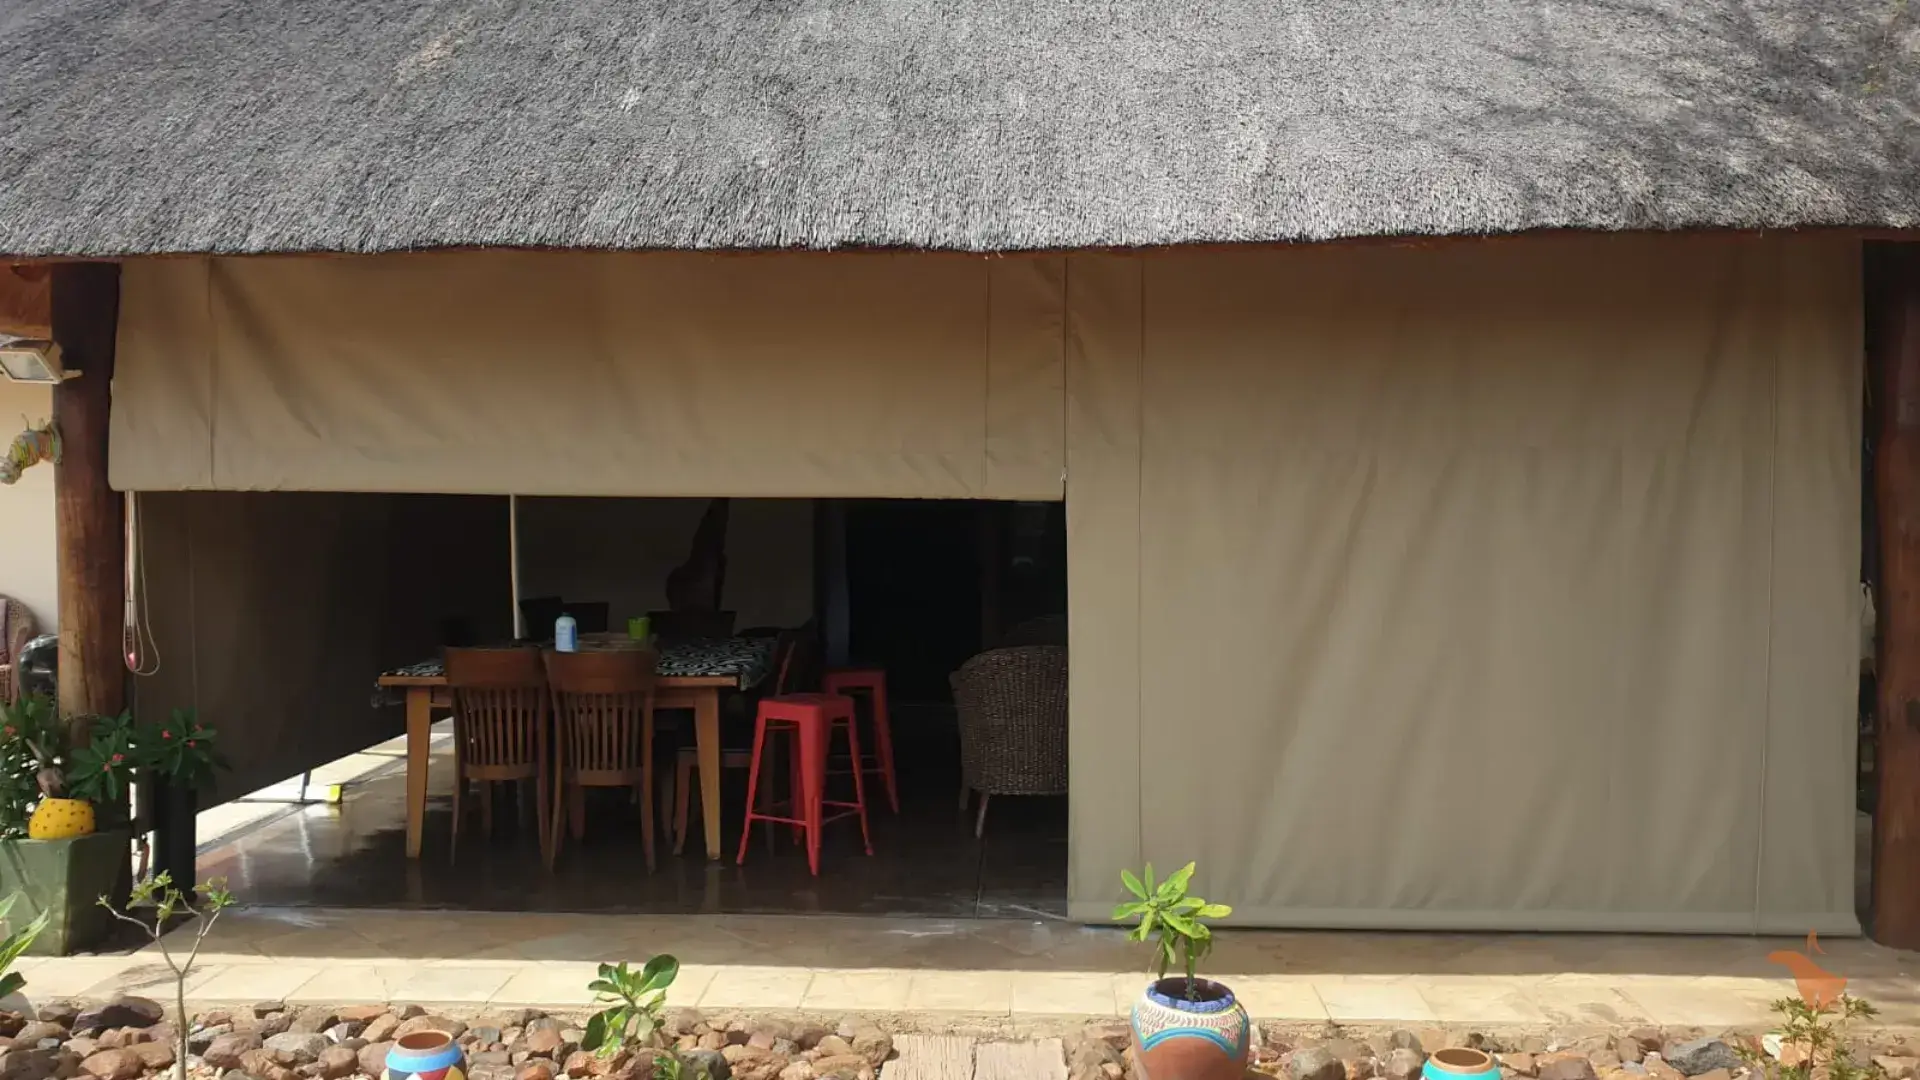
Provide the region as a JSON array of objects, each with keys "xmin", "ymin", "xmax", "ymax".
[
  {"xmin": 1067, "ymin": 234, "xmax": 1862, "ymax": 933},
  {"xmin": 111, "ymin": 252, "xmax": 1064, "ymax": 499}
]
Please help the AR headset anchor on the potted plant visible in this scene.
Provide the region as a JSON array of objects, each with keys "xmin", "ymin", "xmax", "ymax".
[
  {"xmin": 137, "ymin": 708, "xmax": 226, "ymax": 888},
  {"xmin": 1115, "ymin": 862, "xmax": 1247, "ymax": 1080},
  {"xmin": 0, "ymin": 694, "xmax": 135, "ymax": 954}
]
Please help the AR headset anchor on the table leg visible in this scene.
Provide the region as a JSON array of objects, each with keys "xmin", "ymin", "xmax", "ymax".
[
  {"xmin": 696, "ymin": 689, "xmax": 722, "ymax": 860},
  {"xmin": 405, "ymin": 686, "xmax": 431, "ymax": 859}
]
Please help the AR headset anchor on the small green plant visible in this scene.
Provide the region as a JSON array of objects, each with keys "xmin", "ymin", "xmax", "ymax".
[
  {"xmin": 97, "ymin": 874, "xmax": 235, "ymax": 1080},
  {"xmin": 0, "ymin": 891, "xmax": 49, "ymax": 997},
  {"xmin": 1114, "ymin": 862, "xmax": 1231, "ymax": 1001},
  {"xmin": 581, "ymin": 955, "xmax": 679, "ymax": 1058},
  {"xmin": 648, "ymin": 1052, "xmax": 710, "ymax": 1080},
  {"xmin": 1738, "ymin": 994, "xmax": 1882, "ymax": 1080},
  {"xmin": 65, "ymin": 711, "xmax": 139, "ymax": 806},
  {"xmin": 142, "ymin": 708, "xmax": 227, "ymax": 791}
]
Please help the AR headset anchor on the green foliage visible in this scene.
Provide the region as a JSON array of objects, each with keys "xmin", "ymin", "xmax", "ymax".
[
  {"xmin": 0, "ymin": 696, "xmax": 60, "ymax": 837},
  {"xmin": 649, "ymin": 1053, "xmax": 709, "ymax": 1080},
  {"xmin": 1738, "ymin": 994, "xmax": 1883, "ymax": 1080},
  {"xmin": 98, "ymin": 874, "xmax": 235, "ymax": 1080},
  {"xmin": 1113, "ymin": 862, "xmax": 1231, "ymax": 999},
  {"xmin": 0, "ymin": 698, "xmax": 228, "ymax": 835},
  {"xmin": 141, "ymin": 709, "xmax": 227, "ymax": 791},
  {"xmin": 0, "ymin": 891, "xmax": 49, "ymax": 999},
  {"xmin": 65, "ymin": 712, "xmax": 139, "ymax": 806},
  {"xmin": 581, "ymin": 955, "xmax": 679, "ymax": 1058}
]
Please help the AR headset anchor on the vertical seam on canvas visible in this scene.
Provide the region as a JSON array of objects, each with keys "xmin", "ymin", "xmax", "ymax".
[
  {"xmin": 186, "ymin": 507, "xmax": 201, "ymax": 712},
  {"xmin": 1135, "ymin": 257, "xmax": 1146, "ymax": 867},
  {"xmin": 203, "ymin": 258, "xmax": 219, "ymax": 488},
  {"xmin": 1753, "ymin": 271, "xmax": 1782, "ymax": 933},
  {"xmin": 983, "ymin": 260, "xmax": 993, "ymax": 496}
]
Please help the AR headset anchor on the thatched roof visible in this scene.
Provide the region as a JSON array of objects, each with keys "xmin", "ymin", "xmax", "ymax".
[{"xmin": 0, "ymin": 0, "xmax": 1915, "ymax": 256}]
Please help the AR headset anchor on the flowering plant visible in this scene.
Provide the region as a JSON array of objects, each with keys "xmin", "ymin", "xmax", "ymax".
[
  {"xmin": 0, "ymin": 696, "xmax": 227, "ymax": 836},
  {"xmin": 141, "ymin": 708, "xmax": 226, "ymax": 791}
]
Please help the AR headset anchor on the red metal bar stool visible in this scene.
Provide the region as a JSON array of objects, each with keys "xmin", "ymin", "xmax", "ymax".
[
  {"xmin": 736, "ymin": 692, "xmax": 874, "ymax": 875},
  {"xmin": 820, "ymin": 667, "xmax": 897, "ymax": 814}
]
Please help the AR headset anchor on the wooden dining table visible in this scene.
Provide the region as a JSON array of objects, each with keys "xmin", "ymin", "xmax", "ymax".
[{"xmin": 376, "ymin": 640, "xmax": 772, "ymax": 861}]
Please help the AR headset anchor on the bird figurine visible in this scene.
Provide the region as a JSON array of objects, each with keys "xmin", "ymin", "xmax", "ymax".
[
  {"xmin": 1766, "ymin": 931, "xmax": 1846, "ymax": 1012},
  {"xmin": 0, "ymin": 420, "xmax": 58, "ymax": 485}
]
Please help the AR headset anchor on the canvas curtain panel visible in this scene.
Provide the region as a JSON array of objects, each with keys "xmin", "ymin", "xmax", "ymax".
[
  {"xmin": 110, "ymin": 251, "xmax": 1065, "ymax": 500},
  {"xmin": 1066, "ymin": 234, "xmax": 1861, "ymax": 933},
  {"xmin": 113, "ymin": 237, "xmax": 1861, "ymax": 930}
]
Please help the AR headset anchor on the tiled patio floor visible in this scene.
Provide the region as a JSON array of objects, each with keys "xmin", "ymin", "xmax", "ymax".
[{"xmin": 19, "ymin": 907, "xmax": 1920, "ymax": 1031}]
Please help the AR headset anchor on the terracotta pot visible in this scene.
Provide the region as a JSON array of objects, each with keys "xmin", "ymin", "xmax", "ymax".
[
  {"xmin": 1423, "ymin": 1048, "xmax": 1501, "ymax": 1080},
  {"xmin": 385, "ymin": 1031, "xmax": 467, "ymax": 1080},
  {"xmin": 1128, "ymin": 977, "xmax": 1250, "ymax": 1080}
]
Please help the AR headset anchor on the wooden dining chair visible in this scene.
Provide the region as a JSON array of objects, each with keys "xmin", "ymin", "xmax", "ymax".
[
  {"xmin": 443, "ymin": 647, "xmax": 552, "ymax": 865},
  {"xmin": 545, "ymin": 646, "xmax": 660, "ymax": 870}
]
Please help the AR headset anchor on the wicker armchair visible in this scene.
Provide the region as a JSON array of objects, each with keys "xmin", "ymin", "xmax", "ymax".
[
  {"xmin": 950, "ymin": 645, "xmax": 1068, "ymax": 838},
  {"xmin": 0, "ymin": 598, "xmax": 35, "ymax": 707}
]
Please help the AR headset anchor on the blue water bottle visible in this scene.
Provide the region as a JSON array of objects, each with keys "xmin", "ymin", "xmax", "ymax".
[{"xmin": 554, "ymin": 612, "xmax": 578, "ymax": 652}]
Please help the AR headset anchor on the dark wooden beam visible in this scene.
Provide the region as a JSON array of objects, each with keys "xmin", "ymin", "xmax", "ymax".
[
  {"xmin": 49, "ymin": 263, "xmax": 123, "ymax": 729},
  {"xmin": 1871, "ymin": 242, "xmax": 1920, "ymax": 948}
]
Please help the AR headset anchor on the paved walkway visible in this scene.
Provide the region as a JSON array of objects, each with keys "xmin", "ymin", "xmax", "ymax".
[{"xmin": 17, "ymin": 908, "xmax": 1920, "ymax": 1031}]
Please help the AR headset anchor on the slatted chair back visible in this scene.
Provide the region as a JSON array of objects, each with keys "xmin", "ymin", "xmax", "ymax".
[
  {"xmin": 545, "ymin": 647, "xmax": 658, "ymax": 784},
  {"xmin": 444, "ymin": 647, "xmax": 547, "ymax": 775}
]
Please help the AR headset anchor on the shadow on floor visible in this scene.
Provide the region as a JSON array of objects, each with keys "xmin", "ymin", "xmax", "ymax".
[{"xmin": 197, "ymin": 737, "xmax": 1068, "ymax": 920}]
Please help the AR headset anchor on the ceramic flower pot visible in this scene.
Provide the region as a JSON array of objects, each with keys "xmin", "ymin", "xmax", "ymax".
[
  {"xmin": 1424, "ymin": 1048, "xmax": 1501, "ymax": 1080},
  {"xmin": 385, "ymin": 1031, "xmax": 467, "ymax": 1080},
  {"xmin": 27, "ymin": 798, "xmax": 94, "ymax": 840},
  {"xmin": 1129, "ymin": 977, "xmax": 1250, "ymax": 1080}
]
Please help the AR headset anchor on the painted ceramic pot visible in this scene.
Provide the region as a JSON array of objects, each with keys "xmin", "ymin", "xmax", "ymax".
[
  {"xmin": 1129, "ymin": 977, "xmax": 1250, "ymax": 1080},
  {"xmin": 27, "ymin": 798, "xmax": 94, "ymax": 840},
  {"xmin": 1424, "ymin": 1047, "xmax": 1502, "ymax": 1080},
  {"xmin": 384, "ymin": 1031, "xmax": 466, "ymax": 1080}
]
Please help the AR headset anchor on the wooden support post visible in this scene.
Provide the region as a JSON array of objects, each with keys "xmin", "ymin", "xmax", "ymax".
[
  {"xmin": 1871, "ymin": 243, "xmax": 1920, "ymax": 948},
  {"xmin": 50, "ymin": 264, "xmax": 123, "ymax": 730}
]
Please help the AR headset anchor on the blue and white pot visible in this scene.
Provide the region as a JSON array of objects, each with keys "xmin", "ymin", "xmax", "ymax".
[
  {"xmin": 1424, "ymin": 1048, "xmax": 1501, "ymax": 1080},
  {"xmin": 1128, "ymin": 977, "xmax": 1250, "ymax": 1080},
  {"xmin": 384, "ymin": 1031, "xmax": 467, "ymax": 1080}
]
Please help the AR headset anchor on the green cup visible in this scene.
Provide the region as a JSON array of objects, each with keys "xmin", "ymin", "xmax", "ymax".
[{"xmin": 627, "ymin": 616, "xmax": 651, "ymax": 640}]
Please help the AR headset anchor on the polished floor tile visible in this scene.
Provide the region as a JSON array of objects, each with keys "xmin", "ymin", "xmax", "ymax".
[{"xmin": 197, "ymin": 725, "xmax": 1067, "ymax": 921}]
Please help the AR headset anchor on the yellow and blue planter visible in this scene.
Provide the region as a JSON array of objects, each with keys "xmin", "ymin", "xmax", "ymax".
[
  {"xmin": 1425, "ymin": 1048, "xmax": 1503, "ymax": 1080},
  {"xmin": 385, "ymin": 1031, "xmax": 466, "ymax": 1080},
  {"xmin": 1128, "ymin": 977, "xmax": 1250, "ymax": 1080}
]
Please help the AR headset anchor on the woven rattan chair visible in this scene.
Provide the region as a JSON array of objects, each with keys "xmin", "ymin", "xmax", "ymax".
[
  {"xmin": 950, "ymin": 645, "xmax": 1068, "ymax": 838},
  {"xmin": 0, "ymin": 598, "xmax": 38, "ymax": 707},
  {"xmin": 444, "ymin": 647, "xmax": 552, "ymax": 866}
]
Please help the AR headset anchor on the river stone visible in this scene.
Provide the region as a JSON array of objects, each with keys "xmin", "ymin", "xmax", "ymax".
[
  {"xmin": 396, "ymin": 1016, "xmax": 467, "ymax": 1041},
  {"xmin": 206, "ymin": 1033, "xmax": 265, "ymax": 1070},
  {"xmin": 74, "ymin": 999, "xmax": 164, "ymax": 1033},
  {"xmin": 78, "ymin": 1049, "xmax": 144, "ymax": 1080},
  {"xmin": 1538, "ymin": 1057, "xmax": 1599, "ymax": 1080},
  {"xmin": 359, "ymin": 1042, "xmax": 394, "ymax": 1078},
  {"xmin": 317, "ymin": 1046, "xmax": 359, "ymax": 1079},
  {"xmin": 264, "ymin": 1032, "xmax": 330, "ymax": 1065},
  {"xmin": 1663, "ymin": 1041, "xmax": 1740, "ymax": 1077},
  {"xmin": 1293, "ymin": 1047, "xmax": 1348, "ymax": 1080}
]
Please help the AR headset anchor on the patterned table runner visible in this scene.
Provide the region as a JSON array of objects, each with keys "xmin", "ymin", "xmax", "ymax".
[{"xmin": 373, "ymin": 637, "xmax": 775, "ymax": 706}]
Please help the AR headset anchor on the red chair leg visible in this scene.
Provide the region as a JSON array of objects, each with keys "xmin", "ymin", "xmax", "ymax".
[
  {"xmin": 736, "ymin": 711, "xmax": 771, "ymax": 866},
  {"xmin": 799, "ymin": 717, "xmax": 827, "ymax": 876},
  {"xmin": 840, "ymin": 713, "xmax": 875, "ymax": 856}
]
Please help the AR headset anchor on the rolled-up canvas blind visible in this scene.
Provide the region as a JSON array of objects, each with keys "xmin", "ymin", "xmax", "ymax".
[
  {"xmin": 1068, "ymin": 234, "xmax": 1862, "ymax": 933},
  {"xmin": 111, "ymin": 252, "xmax": 1064, "ymax": 500}
]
